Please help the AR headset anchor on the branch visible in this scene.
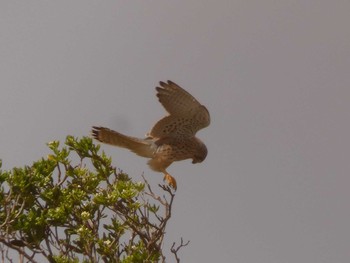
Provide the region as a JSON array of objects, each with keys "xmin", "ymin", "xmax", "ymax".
[
  {"xmin": 171, "ymin": 238, "xmax": 190, "ymax": 263},
  {"xmin": 0, "ymin": 238, "xmax": 39, "ymax": 263}
]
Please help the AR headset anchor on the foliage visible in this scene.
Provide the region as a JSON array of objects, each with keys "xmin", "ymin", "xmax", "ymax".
[{"xmin": 0, "ymin": 136, "xmax": 188, "ymax": 262}]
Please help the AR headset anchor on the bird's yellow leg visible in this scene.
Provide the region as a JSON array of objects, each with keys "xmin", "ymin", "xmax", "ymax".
[{"xmin": 163, "ymin": 172, "xmax": 177, "ymax": 190}]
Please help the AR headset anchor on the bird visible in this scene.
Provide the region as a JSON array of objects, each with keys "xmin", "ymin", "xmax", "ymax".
[{"xmin": 91, "ymin": 80, "xmax": 210, "ymax": 190}]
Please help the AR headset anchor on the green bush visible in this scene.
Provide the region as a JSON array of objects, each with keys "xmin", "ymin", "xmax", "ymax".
[{"xmin": 0, "ymin": 136, "xmax": 188, "ymax": 262}]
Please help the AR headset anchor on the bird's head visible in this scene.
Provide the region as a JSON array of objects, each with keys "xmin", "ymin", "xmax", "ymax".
[{"xmin": 192, "ymin": 139, "xmax": 208, "ymax": 164}]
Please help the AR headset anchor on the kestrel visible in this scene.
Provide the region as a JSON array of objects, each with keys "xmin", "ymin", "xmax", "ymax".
[{"xmin": 91, "ymin": 80, "xmax": 210, "ymax": 190}]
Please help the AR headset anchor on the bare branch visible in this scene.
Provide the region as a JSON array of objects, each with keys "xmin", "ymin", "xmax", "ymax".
[{"xmin": 171, "ymin": 238, "xmax": 190, "ymax": 263}]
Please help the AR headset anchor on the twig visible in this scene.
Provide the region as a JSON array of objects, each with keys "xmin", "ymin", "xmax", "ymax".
[{"xmin": 171, "ymin": 238, "xmax": 190, "ymax": 263}]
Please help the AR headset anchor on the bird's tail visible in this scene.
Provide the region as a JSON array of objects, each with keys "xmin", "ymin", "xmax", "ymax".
[{"xmin": 91, "ymin": 126, "xmax": 154, "ymax": 158}]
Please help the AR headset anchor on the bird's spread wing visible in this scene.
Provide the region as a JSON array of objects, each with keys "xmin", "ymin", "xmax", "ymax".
[
  {"xmin": 148, "ymin": 81, "xmax": 210, "ymax": 138},
  {"xmin": 92, "ymin": 126, "xmax": 154, "ymax": 158},
  {"xmin": 155, "ymin": 81, "xmax": 205, "ymax": 116}
]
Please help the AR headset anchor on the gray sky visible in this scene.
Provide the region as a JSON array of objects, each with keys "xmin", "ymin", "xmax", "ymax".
[{"xmin": 1, "ymin": 1, "xmax": 350, "ymax": 262}]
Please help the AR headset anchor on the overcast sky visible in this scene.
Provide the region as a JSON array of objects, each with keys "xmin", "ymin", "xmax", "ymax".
[{"xmin": 1, "ymin": 1, "xmax": 350, "ymax": 262}]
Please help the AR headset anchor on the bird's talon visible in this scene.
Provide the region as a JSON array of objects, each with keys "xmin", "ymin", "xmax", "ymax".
[{"xmin": 164, "ymin": 174, "xmax": 177, "ymax": 190}]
